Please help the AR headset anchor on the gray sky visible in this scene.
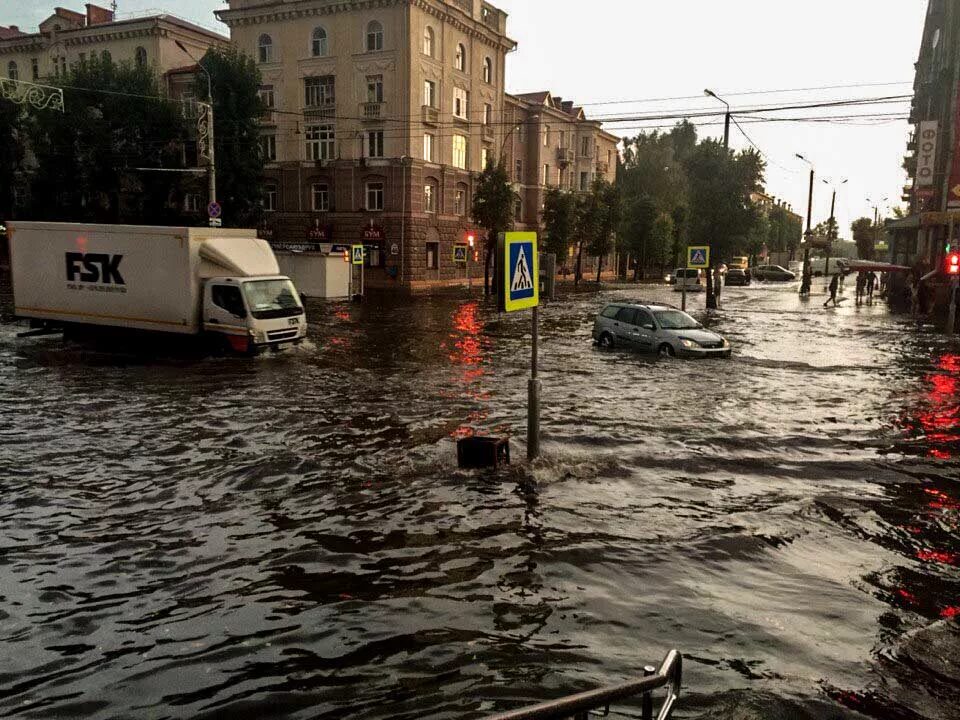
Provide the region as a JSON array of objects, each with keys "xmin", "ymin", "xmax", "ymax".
[{"xmin": 5, "ymin": 0, "xmax": 925, "ymax": 238}]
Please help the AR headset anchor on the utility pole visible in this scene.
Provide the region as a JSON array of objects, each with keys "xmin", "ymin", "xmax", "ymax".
[
  {"xmin": 796, "ymin": 154, "xmax": 815, "ymax": 295},
  {"xmin": 175, "ymin": 41, "xmax": 216, "ymax": 216},
  {"xmin": 704, "ymin": 89, "xmax": 731, "ymax": 311}
]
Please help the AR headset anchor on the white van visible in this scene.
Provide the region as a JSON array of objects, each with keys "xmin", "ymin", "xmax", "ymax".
[{"xmin": 673, "ymin": 268, "xmax": 704, "ymax": 292}]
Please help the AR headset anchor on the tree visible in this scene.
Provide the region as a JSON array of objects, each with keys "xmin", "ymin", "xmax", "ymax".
[
  {"xmin": 27, "ymin": 56, "xmax": 187, "ymax": 224},
  {"xmin": 683, "ymin": 140, "xmax": 766, "ymax": 308},
  {"xmin": 851, "ymin": 217, "xmax": 876, "ymax": 260},
  {"xmin": 670, "ymin": 205, "xmax": 687, "ymax": 269},
  {"xmin": 620, "ymin": 193, "xmax": 657, "ymax": 281},
  {"xmin": 472, "ymin": 158, "xmax": 515, "ymax": 297},
  {"xmin": 542, "ymin": 186, "xmax": 576, "ymax": 265},
  {"xmin": 650, "ymin": 212, "xmax": 675, "ymax": 274},
  {"xmin": 588, "ymin": 179, "xmax": 621, "ymax": 284},
  {"xmin": 197, "ymin": 47, "xmax": 265, "ymax": 228},
  {"xmin": 0, "ymin": 102, "xmax": 25, "ymax": 220}
]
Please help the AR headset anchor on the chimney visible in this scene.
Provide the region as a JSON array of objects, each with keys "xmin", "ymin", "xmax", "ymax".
[
  {"xmin": 9, "ymin": 25, "xmax": 18, "ymax": 32},
  {"xmin": 86, "ymin": 3, "xmax": 115, "ymax": 26}
]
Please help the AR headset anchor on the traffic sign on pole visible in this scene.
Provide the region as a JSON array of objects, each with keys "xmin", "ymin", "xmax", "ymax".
[
  {"xmin": 687, "ymin": 246, "xmax": 710, "ymax": 269},
  {"xmin": 503, "ymin": 232, "xmax": 539, "ymax": 313},
  {"xmin": 453, "ymin": 244, "xmax": 468, "ymax": 264},
  {"xmin": 207, "ymin": 201, "xmax": 222, "ymax": 219},
  {"xmin": 352, "ymin": 245, "xmax": 364, "ymax": 265}
]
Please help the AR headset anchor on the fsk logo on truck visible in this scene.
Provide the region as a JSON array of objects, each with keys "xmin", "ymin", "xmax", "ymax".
[{"xmin": 65, "ymin": 252, "xmax": 125, "ymax": 285}]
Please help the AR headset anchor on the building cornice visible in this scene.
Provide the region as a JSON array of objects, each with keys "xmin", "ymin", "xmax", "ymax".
[{"xmin": 217, "ymin": 0, "xmax": 516, "ymax": 53}]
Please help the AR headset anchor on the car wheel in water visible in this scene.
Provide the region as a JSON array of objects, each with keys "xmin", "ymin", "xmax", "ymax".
[
  {"xmin": 659, "ymin": 343, "xmax": 675, "ymax": 358},
  {"xmin": 598, "ymin": 332, "xmax": 615, "ymax": 350}
]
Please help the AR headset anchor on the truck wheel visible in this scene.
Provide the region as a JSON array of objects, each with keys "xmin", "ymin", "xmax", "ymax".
[{"xmin": 597, "ymin": 332, "xmax": 615, "ymax": 350}]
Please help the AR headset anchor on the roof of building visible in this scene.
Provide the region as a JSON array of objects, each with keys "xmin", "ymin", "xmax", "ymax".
[{"xmin": 0, "ymin": 26, "xmax": 26, "ymax": 39}]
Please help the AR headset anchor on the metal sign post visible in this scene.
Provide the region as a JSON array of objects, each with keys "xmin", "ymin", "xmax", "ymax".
[
  {"xmin": 502, "ymin": 232, "xmax": 541, "ymax": 461},
  {"xmin": 352, "ymin": 245, "xmax": 364, "ymax": 299}
]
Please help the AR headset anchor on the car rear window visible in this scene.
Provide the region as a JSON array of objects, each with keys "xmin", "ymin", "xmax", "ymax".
[{"xmin": 600, "ymin": 305, "xmax": 620, "ymax": 319}]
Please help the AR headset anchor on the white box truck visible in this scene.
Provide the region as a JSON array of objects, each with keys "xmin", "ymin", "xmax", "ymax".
[{"xmin": 7, "ymin": 221, "xmax": 307, "ymax": 354}]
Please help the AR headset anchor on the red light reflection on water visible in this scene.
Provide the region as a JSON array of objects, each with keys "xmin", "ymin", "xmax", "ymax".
[
  {"xmin": 941, "ymin": 606, "xmax": 960, "ymax": 618},
  {"xmin": 906, "ymin": 354, "xmax": 960, "ymax": 460},
  {"xmin": 448, "ymin": 302, "xmax": 492, "ymax": 438},
  {"xmin": 916, "ymin": 549, "xmax": 959, "ymax": 565}
]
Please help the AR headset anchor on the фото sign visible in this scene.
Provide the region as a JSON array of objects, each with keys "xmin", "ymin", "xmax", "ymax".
[{"xmin": 917, "ymin": 121, "xmax": 939, "ymax": 188}]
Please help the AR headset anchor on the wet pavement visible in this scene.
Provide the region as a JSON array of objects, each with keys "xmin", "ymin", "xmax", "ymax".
[{"xmin": 1, "ymin": 281, "xmax": 959, "ymax": 720}]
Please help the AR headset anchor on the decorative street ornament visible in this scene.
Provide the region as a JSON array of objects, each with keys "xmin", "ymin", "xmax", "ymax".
[
  {"xmin": 196, "ymin": 101, "xmax": 212, "ymax": 164},
  {"xmin": 0, "ymin": 78, "xmax": 64, "ymax": 112}
]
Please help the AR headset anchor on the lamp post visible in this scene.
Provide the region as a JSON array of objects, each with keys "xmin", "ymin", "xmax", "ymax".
[
  {"xmin": 175, "ymin": 40, "xmax": 216, "ymax": 217},
  {"xmin": 867, "ymin": 196, "xmax": 889, "ymax": 259},
  {"xmin": 796, "ymin": 153, "xmax": 815, "ymax": 295},
  {"xmin": 822, "ymin": 178, "xmax": 847, "ymax": 276},
  {"xmin": 704, "ymin": 89, "xmax": 730, "ymax": 149}
]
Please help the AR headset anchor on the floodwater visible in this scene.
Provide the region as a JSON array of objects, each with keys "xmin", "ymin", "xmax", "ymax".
[{"xmin": 1, "ymin": 281, "xmax": 958, "ymax": 720}]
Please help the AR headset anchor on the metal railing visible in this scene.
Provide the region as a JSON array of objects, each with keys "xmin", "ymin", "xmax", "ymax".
[{"xmin": 483, "ymin": 650, "xmax": 681, "ymax": 720}]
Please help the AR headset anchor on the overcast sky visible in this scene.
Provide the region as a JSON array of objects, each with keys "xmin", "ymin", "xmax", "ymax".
[{"xmin": 5, "ymin": 0, "xmax": 926, "ymax": 239}]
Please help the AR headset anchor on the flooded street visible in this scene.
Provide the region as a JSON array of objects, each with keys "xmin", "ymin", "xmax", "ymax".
[{"xmin": 1, "ymin": 282, "xmax": 959, "ymax": 720}]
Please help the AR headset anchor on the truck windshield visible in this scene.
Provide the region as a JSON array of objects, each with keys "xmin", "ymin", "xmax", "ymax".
[
  {"xmin": 653, "ymin": 310, "xmax": 701, "ymax": 330},
  {"xmin": 243, "ymin": 279, "xmax": 303, "ymax": 320}
]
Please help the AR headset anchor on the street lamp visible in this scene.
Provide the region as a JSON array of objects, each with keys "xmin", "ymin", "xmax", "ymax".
[
  {"xmin": 175, "ymin": 40, "xmax": 216, "ymax": 214},
  {"xmin": 704, "ymin": 89, "xmax": 730, "ymax": 149},
  {"xmin": 795, "ymin": 154, "xmax": 816, "ymax": 295},
  {"xmin": 867, "ymin": 196, "xmax": 889, "ymax": 254},
  {"xmin": 822, "ymin": 178, "xmax": 847, "ymax": 275}
]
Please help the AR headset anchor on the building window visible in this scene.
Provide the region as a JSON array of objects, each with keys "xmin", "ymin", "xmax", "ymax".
[
  {"xmin": 258, "ymin": 85, "xmax": 275, "ymax": 110},
  {"xmin": 366, "ymin": 182, "xmax": 384, "ymax": 211},
  {"xmin": 312, "ymin": 26, "xmax": 328, "ymax": 57},
  {"xmin": 452, "ymin": 135, "xmax": 467, "ymax": 170},
  {"xmin": 366, "ymin": 74, "xmax": 383, "ymax": 103},
  {"xmin": 424, "ymin": 133, "xmax": 434, "ymax": 162},
  {"xmin": 424, "ymin": 183, "xmax": 436, "ymax": 213},
  {"xmin": 607, "ymin": 149, "xmax": 613, "ymax": 165},
  {"xmin": 102, "ymin": 50, "xmax": 111, "ymax": 63},
  {"xmin": 79, "ymin": 52, "xmax": 86, "ymax": 64},
  {"xmin": 60, "ymin": 57, "xmax": 67, "ymax": 76},
  {"xmin": 483, "ymin": 57, "xmax": 492, "ymax": 83},
  {"xmin": 543, "ymin": 126, "xmax": 549, "ymax": 147},
  {"xmin": 305, "ymin": 75, "xmax": 335, "ymax": 108},
  {"xmin": 481, "ymin": 147, "xmax": 490, "ymax": 170},
  {"xmin": 426, "ymin": 242, "xmax": 439, "ymax": 270},
  {"xmin": 453, "ymin": 87, "xmax": 468, "ymax": 119},
  {"xmin": 580, "ymin": 171, "xmax": 589, "ymax": 191},
  {"xmin": 366, "ymin": 21, "xmax": 384, "ymax": 52},
  {"xmin": 183, "ymin": 193, "xmax": 201, "ymax": 212},
  {"xmin": 30, "ymin": 58, "xmax": 38, "ymax": 80},
  {"xmin": 258, "ymin": 34, "xmax": 273, "ymax": 63},
  {"xmin": 263, "ymin": 184, "xmax": 278, "ymax": 212},
  {"xmin": 260, "ymin": 133, "xmax": 277, "ymax": 162},
  {"xmin": 305, "ymin": 124, "xmax": 335, "ymax": 161},
  {"xmin": 543, "ymin": 164, "xmax": 550, "ymax": 185},
  {"xmin": 7, "ymin": 61, "xmax": 17, "ymax": 81},
  {"xmin": 515, "ymin": 159, "xmax": 523, "ymax": 182},
  {"xmin": 455, "ymin": 43, "xmax": 466, "ymax": 72},
  {"xmin": 424, "ymin": 80, "xmax": 436, "ymax": 108},
  {"xmin": 455, "ymin": 186, "xmax": 466, "ymax": 216},
  {"xmin": 581, "ymin": 136, "xmax": 590, "ymax": 157},
  {"xmin": 311, "ymin": 183, "xmax": 329, "ymax": 212},
  {"xmin": 423, "ymin": 26, "xmax": 434, "ymax": 57},
  {"xmin": 135, "ymin": 46, "xmax": 147, "ymax": 68},
  {"xmin": 515, "ymin": 197, "xmax": 522, "ymax": 223},
  {"xmin": 367, "ymin": 130, "xmax": 384, "ymax": 158},
  {"xmin": 483, "ymin": 103, "xmax": 492, "ymax": 125}
]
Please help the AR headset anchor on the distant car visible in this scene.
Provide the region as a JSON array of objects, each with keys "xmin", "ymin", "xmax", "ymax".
[
  {"xmin": 751, "ymin": 264, "xmax": 796, "ymax": 282},
  {"xmin": 725, "ymin": 268, "xmax": 751, "ymax": 286},
  {"xmin": 593, "ymin": 302, "xmax": 732, "ymax": 358},
  {"xmin": 664, "ymin": 270, "xmax": 676, "ymax": 284},
  {"xmin": 730, "ymin": 256, "xmax": 749, "ymax": 270},
  {"xmin": 673, "ymin": 268, "xmax": 704, "ymax": 292}
]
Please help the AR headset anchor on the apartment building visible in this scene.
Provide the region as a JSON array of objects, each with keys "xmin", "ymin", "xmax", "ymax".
[
  {"xmin": 503, "ymin": 91, "xmax": 619, "ymax": 273},
  {"xmin": 0, "ymin": 5, "xmax": 224, "ymax": 84},
  {"xmin": 217, "ymin": 0, "xmax": 516, "ymax": 289}
]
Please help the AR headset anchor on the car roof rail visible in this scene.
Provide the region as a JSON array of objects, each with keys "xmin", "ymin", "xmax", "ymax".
[{"xmin": 626, "ymin": 299, "xmax": 679, "ymax": 310}]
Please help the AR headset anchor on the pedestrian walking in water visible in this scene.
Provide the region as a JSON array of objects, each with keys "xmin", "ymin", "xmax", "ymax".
[
  {"xmin": 714, "ymin": 266, "xmax": 723, "ymax": 307},
  {"xmin": 824, "ymin": 273, "xmax": 840, "ymax": 308},
  {"xmin": 855, "ymin": 272, "xmax": 866, "ymax": 305},
  {"xmin": 866, "ymin": 272, "xmax": 877, "ymax": 303}
]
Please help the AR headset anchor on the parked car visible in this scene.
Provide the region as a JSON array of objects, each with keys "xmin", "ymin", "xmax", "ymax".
[
  {"xmin": 729, "ymin": 256, "xmax": 749, "ymax": 271},
  {"xmin": 673, "ymin": 268, "xmax": 704, "ymax": 292},
  {"xmin": 593, "ymin": 302, "xmax": 732, "ymax": 358},
  {"xmin": 751, "ymin": 264, "xmax": 796, "ymax": 282},
  {"xmin": 725, "ymin": 268, "xmax": 751, "ymax": 286}
]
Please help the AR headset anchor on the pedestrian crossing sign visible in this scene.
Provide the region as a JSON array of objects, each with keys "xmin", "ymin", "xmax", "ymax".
[
  {"xmin": 352, "ymin": 245, "xmax": 364, "ymax": 265},
  {"xmin": 504, "ymin": 232, "xmax": 539, "ymax": 312},
  {"xmin": 453, "ymin": 244, "xmax": 468, "ymax": 263},
  {"xmin": 688, "ymin": 245, "xmax": 710, "ymax": 269}
]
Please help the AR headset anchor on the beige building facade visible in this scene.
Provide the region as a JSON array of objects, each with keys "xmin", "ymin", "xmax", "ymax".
[
  {"xmin": 217, "ymin": 0, "xmax": 516, "ymax": 289},
  {"xmin": 0, "ymin": 5, "xmax": 224, "ymax": 85}
]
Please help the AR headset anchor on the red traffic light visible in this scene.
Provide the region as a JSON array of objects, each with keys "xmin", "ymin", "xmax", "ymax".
[
  {"xmin": 467, "ymin": 233, "xmax": 475, "ymax": 248},
  {"xmin": 343, "ymin": 250, "xmax": 350, "ymax": 263},
  {"xmin": 948, "ymin": 252, "xmax": 960, "ymax": 275}
]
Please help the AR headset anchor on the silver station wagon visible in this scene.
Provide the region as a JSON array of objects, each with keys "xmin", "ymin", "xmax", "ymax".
[{"xmin": 593, "ymin": 302, "xmax": 732, "ymax": 358}]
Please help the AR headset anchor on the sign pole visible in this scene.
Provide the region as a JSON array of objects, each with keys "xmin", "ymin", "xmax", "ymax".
[
  {"xmin": 361, "ymin": 256, "xmax": 365, "ymax": 298},
  {"xmin": 948, "ymin": 277, "xmax": 959, "ymax": 336},
  {"xmin": 682, "ymin": 279, "xmax": 687, "ymax": 311},
  {"xmin": 528, "ymin": 304, "xmax": 540, "ymax": 461}
]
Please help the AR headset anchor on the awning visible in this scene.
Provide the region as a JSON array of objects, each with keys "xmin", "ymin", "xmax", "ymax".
[{"xmin": 885, "ymin": 215, "xmax": 920, "ymax": 231}]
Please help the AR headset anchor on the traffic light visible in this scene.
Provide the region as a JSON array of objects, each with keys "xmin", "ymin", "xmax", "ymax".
[
  {"xmin": 948, "ymin": 251, "xmax": 960, "ymax": 275},
  {"xmin": 467, "ymin": 232, "xmax": 475, "ymax": 249},
  {"xmin": 343, "ymin": 249, "xmax": 350, "ymax": 263}
]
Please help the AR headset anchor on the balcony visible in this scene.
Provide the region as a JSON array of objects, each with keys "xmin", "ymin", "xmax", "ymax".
[
  {"xmin": 260, "ymin": 108, "xmax": 277, "ymax": 125},
  {"xmin": 557, "ymin": 147, "xmax": 574, "ymax": 165},
  {"xmin": 304, "ymin": 103, "xmax": 335, "ymax": 120},
  {"xmin": 422, "ymin": 105, "xmax": 439, "ymax": 126},
  {"xmin": 596, "ymin": 160, "xmax": 610, "ymax": 174},
  {"xmin": 360, "ymin": 101, "xmax": 386, "ymax": 121},
  {"xmin": 482, "ymin": 123, "xmax": 494, "ymax": 141}
]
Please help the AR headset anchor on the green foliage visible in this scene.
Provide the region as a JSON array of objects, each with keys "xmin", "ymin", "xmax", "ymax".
[
  {"xmin": 851, "ymin": 217, "xmax": 876, "ymax": 260},
  {"xmin": 0, "ymin": 101, "xmax": 25, "ymax": 219},
  {"xmin": 541, "ymin": 186, "xmax": 576, "ymax": 259},
  {"xmin": 197, "ymin": 47, "xmax": 265, "ymax": 228},
  {"xmin": 27, "ymin": 56, "xmax": 187, "ymax": 223},
  {"xmin": 619, "ymin": 193, "xmax": 657, "ymax": 278},
  {"xmin": 650, "ymin": 212, "xmax": 675, "ymax": 271},
  {"xmin": 766, "ymin": 204, "xmax": 802, "ymax": 257},
  {"xmin": 471, "ymin": 158, "xmax": 515, "ymax": 245}
]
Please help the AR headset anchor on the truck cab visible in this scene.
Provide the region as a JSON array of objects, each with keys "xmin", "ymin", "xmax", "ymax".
[{"xmin": 203, "ymin": 276, "xmax": 306, "ymax": 354}]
